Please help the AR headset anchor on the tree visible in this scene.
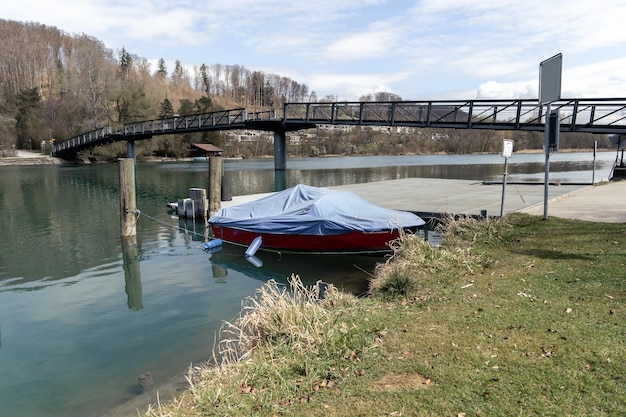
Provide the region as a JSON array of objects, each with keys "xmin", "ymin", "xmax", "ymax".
[
  {"xmin": 156, "ymin": 58, "xmax": 167, "ymax": 78},
  {"xmin": 113, "ymin": 80, "xmax": 153, "ymax": 124},
  {"xmin": 159, "ymin": 98, "xmax": 174, "ymax": 118},
  {"xmin": 71, "ymin": 34, "xmax": 116, "ymax": 129},
  {"xmin": 212, "ymin": 64, "xmax": 223, "ymax": 95},
  {"xmin": 230, "ymin": 65, "xmax": 242, "ymax": 101},
  {"xmin": 14, "ymin": 87, "xmax": 44, "ymax": 149},
  {"xmin": 118, "ymin": 47, "xmax": 132, "ymax": 83},
  {"xmin": 264, "ymin": 80, "xmax": 275, "ymax": 108},
  {"xmin": 195, "ymin": 96, "xmax": 212, "ymax": 113},
  {"xmin": 172, "ymin": 60, "xmax": 186, "ymax": 85},
  {"xmin": 178, "ymin": 98, "xmax": 195, "ymax": 116},
  {"xmin": 375, "ymin": 91, "xmax": 403, "ymax": 101},
  {"xmin": 250, "ymin": 71, "xmax": 264, "ymax": 107},
  {"xmin": 199, "ymin": 63, "xmax": 211, "ymax": 95}
]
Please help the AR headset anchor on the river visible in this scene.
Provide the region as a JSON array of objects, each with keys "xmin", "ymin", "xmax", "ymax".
[{"xmin": 0, "ymin": 151, "xmax": 617, "ymax": 416}]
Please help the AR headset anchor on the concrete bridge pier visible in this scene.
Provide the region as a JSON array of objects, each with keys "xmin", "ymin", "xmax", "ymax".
[{"xmin": 273, "ymin": 130, "xmax": 287, "ymax": 191}]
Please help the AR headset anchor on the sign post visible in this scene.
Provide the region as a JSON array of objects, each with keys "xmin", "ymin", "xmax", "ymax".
[
  {"xmin": 539, "ymin": 53, "xmax": 562, "ymax": 220},
  {"xmin": 500, "ymin": 139, "xmax": 514, "ymax": 217}
]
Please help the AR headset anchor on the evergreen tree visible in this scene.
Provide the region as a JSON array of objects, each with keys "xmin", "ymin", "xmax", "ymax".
[
  {"xmin": 156, "ymin": 58, "xmax": 167, "ymax": 78},
  {"xmin": 177, "ymin": 98, "xmax": 195, "ymax": 115},
  {"xmin": 14, "ymin": 87, "xmax": 43, "ymax": 149},
  {"xmin": 118, "ymin": 47, "xmax": 133, "ymax": 82},
  {"xmin": 195, "ymin": 96, "xmax": 212, "ymax": 113},
  {"xmin": 199, "ymin": 64, "xmax": 210, "ymax": 94},
  {"xmin": 159, "ymin": 98, "xmax": 174, "ymax": 118},
  {"xmin": 172, "ymin": 60, "xmax": 185, "ymax": 84}
]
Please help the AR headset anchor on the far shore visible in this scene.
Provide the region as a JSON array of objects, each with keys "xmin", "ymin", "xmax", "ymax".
[{"xmin": 0, "ymin": 147, "xmax": 617, "ymax": 167}]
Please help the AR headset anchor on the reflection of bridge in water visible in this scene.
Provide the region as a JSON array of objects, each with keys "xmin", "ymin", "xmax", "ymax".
[{"xmin": 52, "ymin": 98, "xmax": 626, "ymax": 184}]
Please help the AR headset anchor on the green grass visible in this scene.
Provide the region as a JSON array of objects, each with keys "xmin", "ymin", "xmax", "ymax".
[{"xmin": 143, "ymin": 213, "xmax": 626, "ymax": 417}]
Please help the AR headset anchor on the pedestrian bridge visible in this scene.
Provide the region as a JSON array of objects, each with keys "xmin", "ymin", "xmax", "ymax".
[{"xmin": 52, "ymin": 98, "xmax": 626, "ymax": 159}]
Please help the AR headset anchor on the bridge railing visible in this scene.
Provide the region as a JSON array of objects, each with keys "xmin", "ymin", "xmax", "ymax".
[
  {"xmin": 51, "ymin": 126, "xmax": 118, "ymax": 154},
  {"xmin": 246, "ymin": 109, "xmax": 277, "ymax": 121},
  {"xmin": 283, "ymin": 99, "xmax": 626, "ymax": 133},
  {"xmin": 52, "ymin": 108, "xmax": 251, "ymax": 155},
  {"xmin": 123, "ymin": 108, "xmax": 249, "ymax": 136}
]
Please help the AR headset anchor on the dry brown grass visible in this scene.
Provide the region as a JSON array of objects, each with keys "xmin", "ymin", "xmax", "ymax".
[
  {"xmin": 143, "ymin": 275, "xmax": 363, "ymax": 416},
  {"xmin": 215, "ymin": 274, "xmax": 349, "ymax": 363},
  {"xmin": 368, "ymin": 224, "xmax": 480, "ymax": 299}
]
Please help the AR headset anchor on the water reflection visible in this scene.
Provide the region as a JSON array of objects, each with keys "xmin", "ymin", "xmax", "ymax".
[
  {"xmin": 177, "ymin": 217, "xmax": 209, "ymax": 242},
  {"xmin": 207, "ymin": 244, "xmax": 381, "ymax": 295},
  {"xmin": 122, "ymin": 236, "xmax": 143, "ymax": 311}
]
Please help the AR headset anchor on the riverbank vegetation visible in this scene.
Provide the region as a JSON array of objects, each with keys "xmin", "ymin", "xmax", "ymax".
[
  {"xmin": 143, "ymin": 213, "xmax": 625, "ymax": 416},
  {"xmin": 1, "ymin": 19, "xmax": 614, "ymax": 161}
]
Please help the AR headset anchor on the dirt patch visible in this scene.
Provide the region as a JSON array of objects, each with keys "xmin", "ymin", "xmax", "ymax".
[{"xmin": 369, "ymin": 372, "xmax": 434, "ymax": 391}]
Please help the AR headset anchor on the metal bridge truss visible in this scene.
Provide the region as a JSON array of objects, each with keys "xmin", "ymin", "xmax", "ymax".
[
  {"xmin": 282, "ymin": 98, "xmax": 626, "ymax": 134},
  {"xmin": 52, "ymin": 108, "xmax": 249, "ymax": 156},
  {"xmin": 52, "ymin": 98, "xmax": 626, "ymax": 157}
]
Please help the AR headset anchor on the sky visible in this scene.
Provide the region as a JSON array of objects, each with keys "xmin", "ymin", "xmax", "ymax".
[{"xmin": 3, "ymin": 0, "xmax": 626, "ymax": 101}]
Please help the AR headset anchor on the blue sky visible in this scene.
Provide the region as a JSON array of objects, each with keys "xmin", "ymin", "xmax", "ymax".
[{"xmin": 3, "ymin": 0, "xmax": 626, "ymax": 100}]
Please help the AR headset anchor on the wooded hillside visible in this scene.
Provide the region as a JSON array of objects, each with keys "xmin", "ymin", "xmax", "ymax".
[{"xmin": 0, "ymin": 19, "xmax": 313, "ymax": 157}]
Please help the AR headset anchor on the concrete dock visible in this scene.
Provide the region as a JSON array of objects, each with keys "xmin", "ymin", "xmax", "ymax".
[{"xmin": 221, "ymin": 178, "xmax": 625, "ymax": 223}]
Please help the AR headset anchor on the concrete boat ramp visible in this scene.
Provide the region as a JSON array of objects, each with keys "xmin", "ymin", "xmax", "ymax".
[{"xmin": 221, "ymin": 178, "xmax": 624, "ymax": 222}]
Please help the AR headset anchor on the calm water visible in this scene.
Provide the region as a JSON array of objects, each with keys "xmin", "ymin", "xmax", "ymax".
[{"xmin": 0, "ymin": 152, "xmax": 617, "ymax": 416}]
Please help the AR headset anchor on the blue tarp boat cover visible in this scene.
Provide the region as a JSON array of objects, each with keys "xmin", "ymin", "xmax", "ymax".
[{"xmin": 208, "ymin": 184, "xmax": 425, "ymax": 235}]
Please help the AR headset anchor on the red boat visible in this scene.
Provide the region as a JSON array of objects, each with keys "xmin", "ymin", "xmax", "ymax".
[{"xmin": 208, "ymin": 184, "xmax": 425, "ymax": 254}]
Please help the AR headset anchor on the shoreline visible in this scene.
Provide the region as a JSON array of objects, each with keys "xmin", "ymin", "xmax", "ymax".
[
  {"xmin": 0, "ymin": 147, "xmax": 617, "ymax": 167},
  {"xmin": 0, "ymin": 150, "xmax": 61, "ymax": 166}
]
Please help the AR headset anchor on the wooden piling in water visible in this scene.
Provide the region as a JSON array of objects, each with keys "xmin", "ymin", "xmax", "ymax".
[
  {"xmin": 208, "ymin": 156, "xmax": 223, "ymax": 217},
  {"xmin": 119, "ymin": 158, "xmax": 137, "ymax": 237},
  {"xmin": 190, "ymin": 188, "xmax": 207, "ymax": 218},
  {"xmin": 122, "ymin": 236, "xmax": 142, "ymax": 310}
]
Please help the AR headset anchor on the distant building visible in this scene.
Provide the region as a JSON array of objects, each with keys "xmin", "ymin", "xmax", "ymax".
[{"xmin": 190, "ymin": 143, "xmax": 224, "ymax": 158}]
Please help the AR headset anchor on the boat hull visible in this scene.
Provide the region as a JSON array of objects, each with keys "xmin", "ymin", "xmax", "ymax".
[{"xmin": 210, "ymin": 224, "xmax": 403, "ymax": 254}]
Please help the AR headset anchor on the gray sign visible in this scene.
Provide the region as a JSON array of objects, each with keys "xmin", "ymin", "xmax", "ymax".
[{"xmin": 539, "ymin": 53, "xmax": 562, "ymax": 104}]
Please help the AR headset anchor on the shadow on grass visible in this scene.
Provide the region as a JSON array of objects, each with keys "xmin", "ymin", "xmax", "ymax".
[{"xmin": 512, "ymin": 248, "xmax": 595, "ymax": 261}]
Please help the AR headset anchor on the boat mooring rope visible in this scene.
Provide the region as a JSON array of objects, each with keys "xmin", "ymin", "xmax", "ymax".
[
  {"xmin": 507, "ymin": 174, "xmax": 528, "ymax": 204},
  {"xmin": 127, "ymin": 209, "xmax": 210, "ymax": 240}
]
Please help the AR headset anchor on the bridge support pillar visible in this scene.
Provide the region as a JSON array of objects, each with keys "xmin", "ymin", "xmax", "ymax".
[
  {"xmin": 274, "ymin": 130, "xmax": 287, "ymax": 191},
  {"xmin": 127, "ymin": 140, "xmax": 136, "ymax": 159}
]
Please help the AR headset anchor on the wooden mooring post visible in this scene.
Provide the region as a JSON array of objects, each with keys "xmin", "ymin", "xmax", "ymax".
[
  {"xmin": 122, "ymin": 235, "xmax": 143, "ymax": 310},
  {"xmin": 172, "ymin": 156, "xmax": 222, "ymax": 219},
  {"xmin": 208, "ymin": 156, "xmax": 223, "ymax": 217},
  {"xmin": 119, "ymin": 158, "xmax": 137, "ymax": 237}
]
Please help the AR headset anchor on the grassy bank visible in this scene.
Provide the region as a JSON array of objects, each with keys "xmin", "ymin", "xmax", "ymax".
[{"xmin": 143, "ymin": 213, "xmax": 625, "ymax": 416}]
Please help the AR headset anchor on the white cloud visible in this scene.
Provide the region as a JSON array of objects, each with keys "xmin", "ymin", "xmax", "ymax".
[{"xmin": 475, "ymin": 80, "xmax": 537, "ymax": 100}]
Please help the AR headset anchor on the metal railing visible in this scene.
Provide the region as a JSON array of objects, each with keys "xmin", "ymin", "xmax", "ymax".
[{"xmin": 282, "ymin": 98, "xmax": 626, "ymax": 134}]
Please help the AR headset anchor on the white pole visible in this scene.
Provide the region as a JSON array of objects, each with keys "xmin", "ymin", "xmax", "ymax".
[
  {"xmin": 543, "ymin": 102, "xmax": 551, "ymax": 220},
  {"xmin": 500, "ymin": 157, "xmax": 509, "ymax": 217},
  {"xmin": 592, "ymin": 141, "xmax": 597, "ymax": 185}
]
